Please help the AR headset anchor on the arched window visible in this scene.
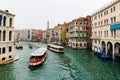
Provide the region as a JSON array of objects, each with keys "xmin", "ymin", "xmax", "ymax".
[
  {"xmin": 0, "ymin": 30, "xmax": 1, "ymax": 41},
  {"xmin": 3, "ymin": 16, "xmax": 6, "ymax": 26},
  {"xmin": 9, "ymin": 18, "xmax": 12, "ymax": 27},
  {"xmin": 9, "ymin": 31, "xmax": 12, "ymax": 41},
  {"xmin": 80, "ymin": 43, "xmax": 82, "ymax": 47},
  {"xmin": 3, "ymin": 30, "xmax": 6, "ymax": 41},
  {"xmin": 84, "ymin": 43, "xmax": 87, "ymax": 47},
  {"xmin": 0, "ymin": 15, "xmax": 2, "ymax": 26}
]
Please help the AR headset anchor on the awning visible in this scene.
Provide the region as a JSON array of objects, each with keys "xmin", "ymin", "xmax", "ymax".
[{"xmin": 110, "ymin": 22, "xmax": 120, "ymax": 31}]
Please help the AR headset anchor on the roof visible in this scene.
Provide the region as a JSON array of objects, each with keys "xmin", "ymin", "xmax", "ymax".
[
  {"xmin": 92, "ymin": 0, "xmax": 119, "ymax": 16},
  {"xmin": 0, "ymin": 9, "xmax": 15, "ymax": 16},
  {"xmin": 30, "ymin": 47, "xmax": 47, "ymax": 56}
]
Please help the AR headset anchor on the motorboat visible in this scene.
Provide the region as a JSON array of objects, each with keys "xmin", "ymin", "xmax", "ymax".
[
  {"xmin": 47, "ymin": 44, "xmax": 64, "ymax": 53},
  {"xmin": 28, "ymin": 48, "xmax": 47, "ymax": 67}
]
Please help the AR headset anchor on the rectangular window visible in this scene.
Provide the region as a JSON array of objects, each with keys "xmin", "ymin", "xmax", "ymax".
[
  {"xmin": 95, "ymin": 40, "xmax": 97, "ymax": 44},
  {"xmin": 101, "ymin": 13, "xmax": 103, "ymax": 17},
  {"xmin": 106, "ymin": 11, "xmax": 108, "ymax": 15},
  {"xmin": 2, "ymin": 57, "xmax": 5, "ymax": 61},
  {"xmin": 111, "ymin": 31, "xmax": 113, "ymax": 37},
  {"xmin": 114, "ymin": 30, "xmax": 116, "ymax": 38},
  {"xmin": 111, "ymin": 8, "xmax": 113, "ymax": 12},
  {"xmin": 84, "ymin": 43, "xmax": 86, "ymax": 47},
  {"xmin": 9, "ymin": 55, "xmax": 12, "ymax": 58},
  {"xmin": 9, "ymin": 46, "xmax": 12, "ymax": 52},
  {"xmin": 80, "ymin": 38, "xmax": 82, "ymax": 41},
  {"xmin": 80, "ymin": 26, "xmax": 82, "ymax": 31},
  {"xmin": 2, "ymin": 47, "xmax": 5, "ymax": 54},
  {"xmin": 80, "ymin": 43, "xmax": 82, "ymax": 47},
  {"xmin": 84, "ymin": 32, "xmax": 86, "ymax": 37},
  {"xmin": 80, "ymin": 31, "xmax": 82, "ymax": 37},
  {"xmin": 107, "ymin": 19, "xmax": 108, "ymax": 24},
  {"xmin": 84, "ymin": 37, "xmax": 86, "ymax": 41},
  {"xmin": 104, "ymin": 12, "xmax": 106, "ymax": 16},
  {"xmin": 0, "ymin": 48, "xmax": 1, "ymax": 54},
  {"xmin": 76, "ymin": 37, "xmax": 78, "ymax": 42},
  {"xmin": 114, "ymin": 7, "xmax": 116, "ymax": 11},
  {"xmin": 111, "ymin": 18, "xmax": 113, "ymax": 23},
  {"xmin": 104, "ymin": 31, "xmax": 106, "ymax": 37},
  {"xmin": 114, "ymin": 17, "xmax": 116, "ymax": 23}
]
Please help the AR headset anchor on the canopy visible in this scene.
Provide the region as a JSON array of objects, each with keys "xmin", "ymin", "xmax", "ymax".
[
  {"xmin": 110, "ymin": 22, "xmax": 120, "ymax": 31},
  {"xmin": 30, "ymin": 48, "xmax": 47, "ymax": 56}
]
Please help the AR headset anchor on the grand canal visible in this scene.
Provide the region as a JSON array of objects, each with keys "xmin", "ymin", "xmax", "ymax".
[{"xmin": 0, "ymin": 42, "xmax": 120, "ymax": 80}]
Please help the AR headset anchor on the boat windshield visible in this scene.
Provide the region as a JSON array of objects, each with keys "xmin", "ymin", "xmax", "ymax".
[{"xmin": 59, "ymin": 48, "xmax": 64, "ymax": 50}]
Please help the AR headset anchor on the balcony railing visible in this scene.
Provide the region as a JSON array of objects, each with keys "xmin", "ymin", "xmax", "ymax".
[{"xmin": 91, "ymin": 36, "xmax": 101, "ymax": 39}]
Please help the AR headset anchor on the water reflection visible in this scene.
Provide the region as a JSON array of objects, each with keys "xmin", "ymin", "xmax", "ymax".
[{"xmin": 0, "ymin": 64, "xmax": 16, "ymax": 80}]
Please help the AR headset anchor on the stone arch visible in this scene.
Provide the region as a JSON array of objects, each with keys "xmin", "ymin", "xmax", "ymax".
[
  {"xmin": 101, "ymin": 41, "xmax": 106, "ymax": 54},
  {"xmin": 107, "ymin": 42, "xmax": 113, "ymax": 56},
  {"xmin": 114, "ymin": 42, "xmax": 120, "ymax": 55}
]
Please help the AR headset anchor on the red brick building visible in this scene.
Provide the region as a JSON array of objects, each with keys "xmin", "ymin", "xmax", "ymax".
[{"xmin": 32, "ymin": 29, "xmax": 43, "ymax": 41}]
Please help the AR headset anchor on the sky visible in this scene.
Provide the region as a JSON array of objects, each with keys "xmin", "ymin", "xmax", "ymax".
[{"xmin": 0, "ymin": 0, "xmax": 113, "ymax": 30}]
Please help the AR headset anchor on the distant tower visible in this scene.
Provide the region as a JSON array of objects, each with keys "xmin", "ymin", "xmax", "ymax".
[
  {"xmin": 47, "ymin": 21, "xmax": 49, "ymax": 30},
  {"xmin": 46, "ymin": 21, "xmax": 50, "ymax": 42}
]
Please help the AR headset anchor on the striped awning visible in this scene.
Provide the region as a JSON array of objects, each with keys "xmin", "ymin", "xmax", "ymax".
[{"xmin": 110, "ymin": 22, "xmax": 120, "ymax": 31}]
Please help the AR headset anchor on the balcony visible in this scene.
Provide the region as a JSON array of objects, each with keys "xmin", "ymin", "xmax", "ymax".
[
  {"xmin": 69, "ymin": 34, "xmax": 74, "ymax": 37},
  {"xmin": 91, "ymin": 36, "xmax": 101, "ymax": 40},
  {"xmin": 69, "ymin": 29, "xmax": 76, "ymax": 32}
]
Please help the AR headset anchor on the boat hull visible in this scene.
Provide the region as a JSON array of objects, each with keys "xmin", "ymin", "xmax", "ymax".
[
  {"xmin": 48, "ymin": 47, "xmax": 64, "ymax": 53},
  {"xmin": 28, "ymin": 52, "xmax": 47, "ymax": 67}
]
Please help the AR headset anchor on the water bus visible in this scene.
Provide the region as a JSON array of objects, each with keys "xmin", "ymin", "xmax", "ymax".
[
  {"xmin": 47, "ymin": 44, "xmax": 64, "ymax": 53},
  {"xmin": 28, "ymin": 48, "xmax": 47, "ymax": 67}
]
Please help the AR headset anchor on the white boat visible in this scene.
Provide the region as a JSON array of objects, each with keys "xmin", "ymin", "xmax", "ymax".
[
  {"xmin": 14, "ymin": 53, "xmax": 19, "ymax": 61},
  {"xmin": 47, "ymin": 44, "xmax": 64, "ymax": 53},
  {"xmin": 28, "ymin": 48, "xmax": 47, "ymax": 67}
]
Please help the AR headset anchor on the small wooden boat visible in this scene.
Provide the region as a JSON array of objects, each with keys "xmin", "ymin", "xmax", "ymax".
[
  {"xmin": 29, "ymin": 45, "xmax": 33, "ymax": 49},
  {"xmin": 28, "ymin": 48, "xmax": 47, "ymax": 67},
  {"xmin": 47, "ymin": 44, "xmax": 64, "ymax": 53}
]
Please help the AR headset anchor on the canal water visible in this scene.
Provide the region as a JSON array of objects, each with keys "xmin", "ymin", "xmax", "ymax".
[{"xmin": 0, "ymin": 42, "xmax": 120, "ymax": 80}]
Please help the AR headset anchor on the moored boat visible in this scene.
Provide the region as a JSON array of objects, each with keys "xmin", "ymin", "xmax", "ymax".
[
  {"xmin": 29, "ymin": 45, "xmax": 33, "ymax": 49},
  {"xmin": 28, "ymin": 48, "xmax": 47, "ymax": 67},
  {"xmin": 47, "ymin": 44, "xmax": 64, "ymax": 53}
]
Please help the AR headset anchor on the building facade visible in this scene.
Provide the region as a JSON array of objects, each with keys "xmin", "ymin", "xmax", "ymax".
[
  {"xmin": 49, "ymin": 28, "xmax": 55, "ymax": 43},
  {"xmin": 61, "ymin": 22, "xmax": 68, "ymax": 46},
  {"xmin": 68, "ymin": 16, "xmax": 91, "ymax": 49},
  {"xmin": 13, "ymin": 30, "xmax": 20, "ymax": 42},
  {"xmin": 54, "ymin": 24, "xmax": 62, "ymax": 45},
  {"xmin": 0, "ymin": 10, "xmax": 15, "ymax": 64},
  {"xmin": 20, "ymin": 29, "xmax": 32, "ymax": 41},
  {"xmin": 31, "ymin": 29, "xmax": 43, "ymax": 42},
  {"xmin": 91, "ymin": 0, "xmax": 120, "ymax": 60}
]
